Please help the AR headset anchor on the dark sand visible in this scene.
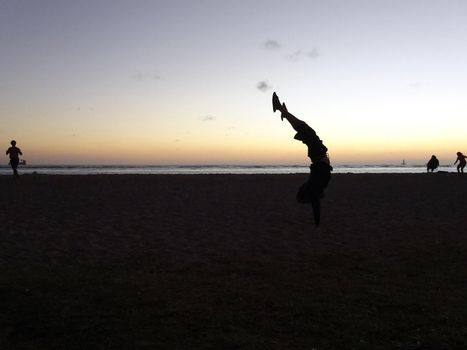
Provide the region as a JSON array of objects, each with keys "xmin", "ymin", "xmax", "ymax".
[{"xmin": 1, "ymin": 173, "xmax": 467, "ymax": 349}]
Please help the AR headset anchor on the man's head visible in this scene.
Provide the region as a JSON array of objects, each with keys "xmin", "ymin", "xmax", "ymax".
[{"xmin": 10, "ymin": 140, "xmax": 16, "ymax": 146}]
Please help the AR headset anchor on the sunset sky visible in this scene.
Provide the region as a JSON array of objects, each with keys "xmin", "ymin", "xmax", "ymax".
[{"xmin": 2, "ymin": 0, "xmax": 467, "ymax": 165}]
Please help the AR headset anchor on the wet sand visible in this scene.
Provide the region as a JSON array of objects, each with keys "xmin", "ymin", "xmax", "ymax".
[{"xmin": 1, "ymin": 173, "xmax": 467, "ymax": 349}]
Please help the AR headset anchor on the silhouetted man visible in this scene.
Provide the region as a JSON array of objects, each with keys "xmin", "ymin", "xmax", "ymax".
[
  {"xmin": 272, "ymin": 92, "xmax": 332, "ymax": 226},
  {"xmin": 6, "ymin": 140, "xmax": 22, "ymax": 177},
  {"xmin": 427, "ymin": 155, "xmax": 439, "ymax": 173}
]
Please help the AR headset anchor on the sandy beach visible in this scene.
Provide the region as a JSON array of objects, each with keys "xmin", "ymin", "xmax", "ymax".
[{"xmin": 1, "ymin": 173, "xmax": 467, "ymax": 349}]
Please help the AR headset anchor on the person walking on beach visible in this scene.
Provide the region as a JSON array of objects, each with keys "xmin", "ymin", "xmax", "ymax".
[
  {"xmin": 427, "ymin": 155, "xmax": 439, "ymax": 173},
  {"xmin": 6, "ymin": 140, "xmax": 23, "ymax": 177},
  {"xmin": 454, "ymin": 152, "xmax": 467, "ymax": 174},
  {"xmin": 272, "ymin": 92, "xmax": 332, "ymax": 226}
]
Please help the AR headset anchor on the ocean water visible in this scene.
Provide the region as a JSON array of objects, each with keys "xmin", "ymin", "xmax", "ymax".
[{"xmin": 0, "ymin": 164, "xmax": 457, "ymax": 175}]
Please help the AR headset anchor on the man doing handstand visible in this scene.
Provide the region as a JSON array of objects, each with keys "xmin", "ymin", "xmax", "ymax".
[{"xmin": 272, "ymin": 92, "xmax": 332, "ymax": 226}]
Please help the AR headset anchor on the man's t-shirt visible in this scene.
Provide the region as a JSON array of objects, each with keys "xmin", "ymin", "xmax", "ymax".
[
  {"xmin": 6, "ymin": 146, "xmax": 22, "ymax": 160},
  {"xmin": 293, "ymin": 123, "xmax": 328, "ymax": 162}
]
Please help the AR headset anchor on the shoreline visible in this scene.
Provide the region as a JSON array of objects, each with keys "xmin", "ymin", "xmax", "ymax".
[{"xmin": 0, "ymin": 164, "xmax": 460, "ymax": 176}]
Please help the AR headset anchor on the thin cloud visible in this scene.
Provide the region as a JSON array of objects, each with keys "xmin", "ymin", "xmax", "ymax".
[
  {"xmin": 264, "ymin": 40, "xmax": 282, "ymax": 50},
  {"xmin": 289, "ymin": 48, "xmax": 320, "ymax": 61},
  {"xmin": 308, "ymin": 48, "xmax": 320, "ymax": 59},
  {"xmin": 224, "ymin": 126, "xmax": 236, "ymax": 136},
  {"xmin": 257, "ymin": 80, "xmax": 272, "ymax": 92},
  {"xmin": 263, "ymin": 39, "xmax": 320, "ymax": 61},
  {"xmin": 289, "ymin": 50, "xmax": 304, "ymax": 61},
  {"xmin": 75, "ymin": 106, "xmax": 94, "ymax": 112},
  {"xmin": 133, "ymin": 72, "xmax": 162, "ymax": 81},
  {"xmin": 408, "ymin": 82, "xmax": 421, "ymax": 89},
  {"xmin": 200, "ymin": 115, "xmax": 216, "ymax": 121}
]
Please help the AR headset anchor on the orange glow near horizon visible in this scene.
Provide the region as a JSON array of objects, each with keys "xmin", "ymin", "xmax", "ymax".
[
  {"xmin": 17, "ymin": 134, "xmax": 463, "ymax": 166},
  {"xmin": 6, "ymin": 100, "xmax": 466, "ymax": 166}
]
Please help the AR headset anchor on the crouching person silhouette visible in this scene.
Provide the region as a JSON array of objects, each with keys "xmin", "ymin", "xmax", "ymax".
[
  {"xmin": 272, "ymin": 92, "xmax": 332, "ymax": 226},
  {"xmin": 454, "ymin": 152, "xmax": 467, "ymax": 174},
  {"xmin": 427, "ymin": 155, "xmax": 439, "ymax": 173}
]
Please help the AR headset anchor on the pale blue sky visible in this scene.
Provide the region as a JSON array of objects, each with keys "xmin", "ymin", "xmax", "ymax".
[{"xmin": 1, "ymin": 0, "xmax": 467, "ymax": 164}]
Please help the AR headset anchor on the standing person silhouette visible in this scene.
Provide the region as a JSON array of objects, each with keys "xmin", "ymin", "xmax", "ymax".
[
  {"xmin": 454, "ymin": 152, "xmax": 467, "ymax": 174},
  {"xmin": 272, "ymin": 92, "xmax": 332, "ymax": 226},
  {"xmin": 426, "ymin": 155, "xmax": 439, "ymax": 173},
  {"xmin": 6, "ymin": 140, "xmax": 23, "ymax": 177}
]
